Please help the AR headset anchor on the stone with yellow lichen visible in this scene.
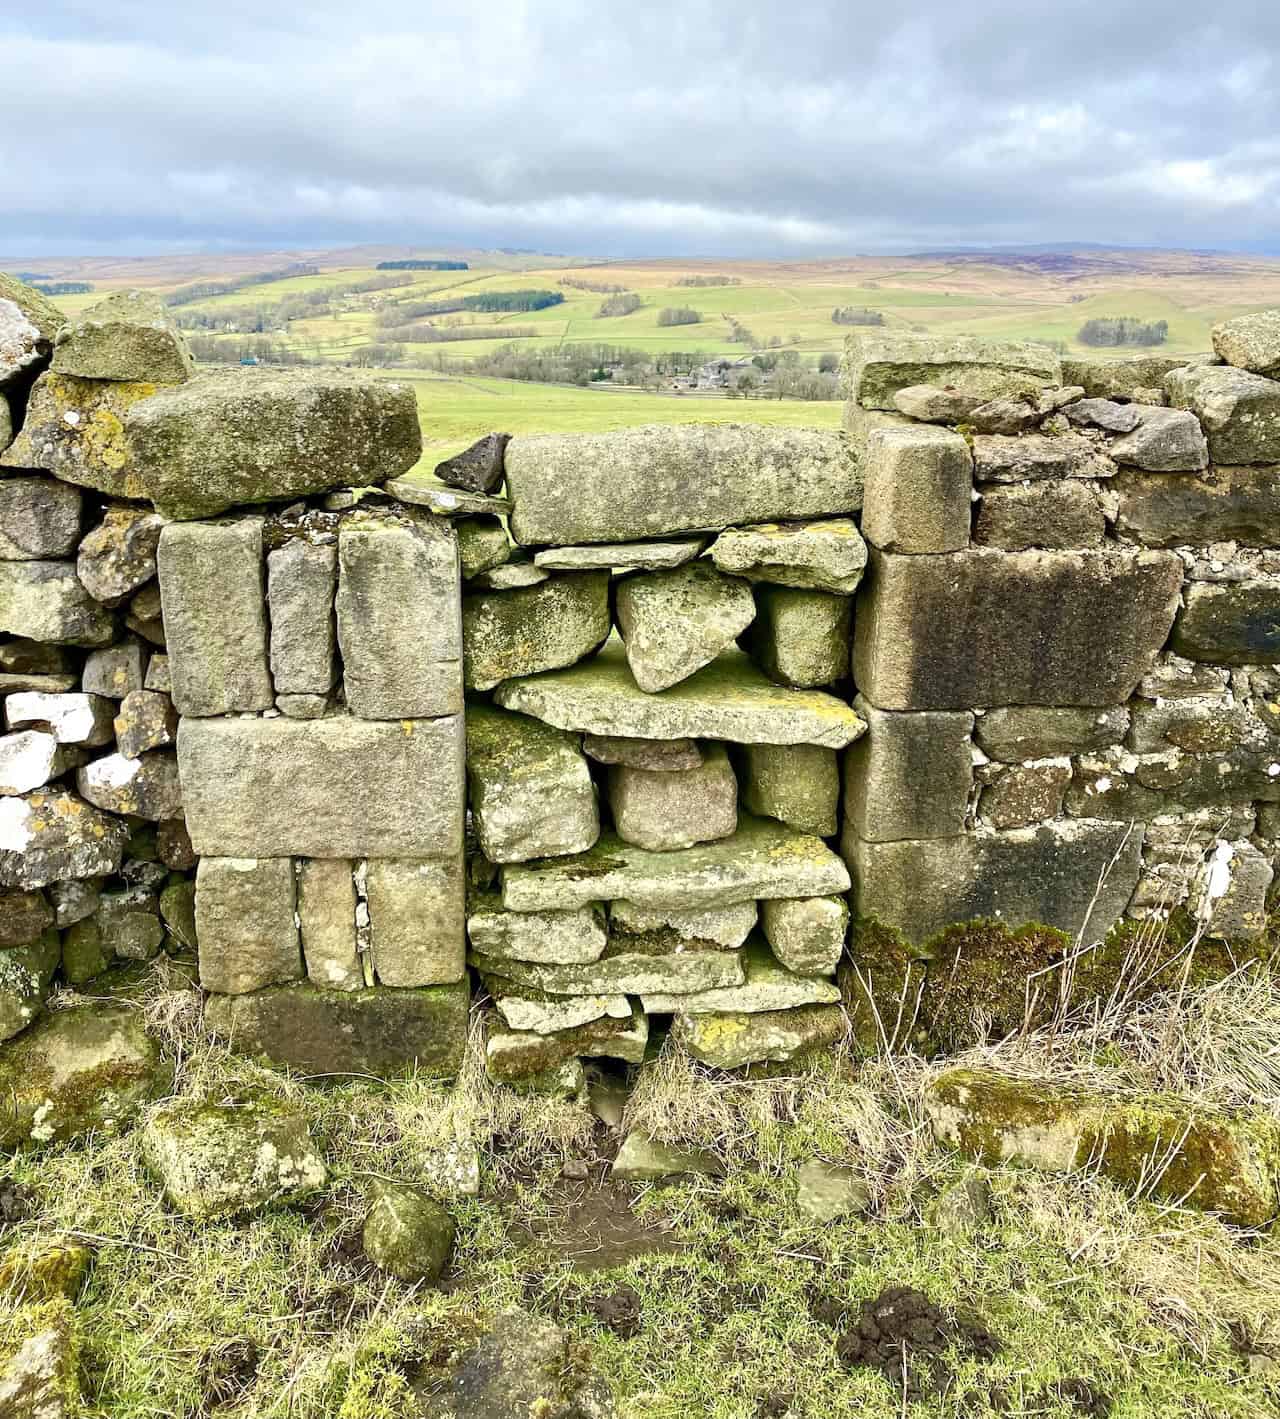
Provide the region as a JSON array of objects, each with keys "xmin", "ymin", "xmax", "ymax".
[{"xmin": 674, "ymin": 1001, "xmax": 847, "ymax": 1069}]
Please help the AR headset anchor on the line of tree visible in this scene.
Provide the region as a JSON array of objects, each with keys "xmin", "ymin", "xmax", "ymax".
[
  {"xmin": 559, "ymin": 276, "xmax": 627, "ymax": 293},
  {"xmin": 675, "ymin": 275, "xmax": 740, "ymax": 287},
  {"xmin": 375, "ymin": 298, "xmax": 465, "ymax": 325},
  {"xmin": 184, "ymin": 333, "xmax": 313, "ymax": 365},
  {"xmin": 1076, "ymin": 316, "xmax": 1169, "ymax": 347},
  {"xmin": 725, "ymin": 317, "xmax": 756, "ymax": 345},
  {"xmin": 596, "ymin": 293, "xmax": 642, "ymax": 318},
  {"xmin": 375, "ymin": 259, "xmax": 468, "ymax": 271},
  {"xmin": 461, "ymin": 290, "xmax": 564, "ymax": 313},
  {"xmin": 165, "ymin": 263, "xmax": 320, "ymax": 306},
  {"xmin": 832, "ymin": 306, "xmax": 884, "ymax": 326},
  {"xmin": 469, "ymin": 340, "xmax": 650, "ymax": 386},
  {"xmin": 32, "ymin": 281, "xmax": 92, "ymax": 295},
  {"xmin": 657, "ymin": 306, "xmax": 700, "ymax": 327},
  {"xmin": 377, "ymin": 323, "xmax": 538, "ymax": 344}
]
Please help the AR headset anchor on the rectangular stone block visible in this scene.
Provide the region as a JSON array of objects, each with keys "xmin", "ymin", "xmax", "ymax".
[
  {"xmin": 1171, "ymin": 582, "xmax": 1280, "ymax": 665},
  {"xmin": 195, "ymin": 857, "xmax": 303, "ymax": 995},
  {"xmin": 336, "ymin": 517, "xmax": 462, "ymax": 719},
  {"xmin": 608, "ymin": 744, "xmax": 737, "ymax": 852},
  {"xmin": 846, "ymin": 821, "xmax": 1142, "ymax": 945},
  {"xmin": 365, "ymin": 858, "xmax": 465, "ymax": 986},
  {"xmin": 267, "ymin": 539, "xmax": 338, "ymax": 695},
  {"xmin": 860, "ymin": 425, "xmax": 972, "ymax": 554},
  {"xmin": 843, "ymin": 697, "xmax": 973, "ymax": 842},
  {"xmin": 845, "ymin": 333, "xmax": 1060, "ymax": 411},
  {"xmin": 854, "ymin": 547, "xmax": 1183, "ymax": 710},
  {"xmin": 1166, "ymin": 364, "xmax": 1280, "ymax": 464},
  {"xmin": 1115, "ymin": 467, "xmax": 1280, "ymax": 549},
  {"xmin": 504, "ymin": 424, "xmax": 860, "ymax": 545},
  {"xmin": 739, "ymin": 742, "xmax": 839, "ymax": 838},
  {"xmin": 204, "ymin": 980, "xmax": 468, "ymax": 1078},
  {"xmin": 297, "ymin": 858, "xmax": 362, "ymax": 991},
  {"xmin": 178, "ymin": 712, "xmax": 464, "ymax": 859},
  {"xmin": 0, "ymin": 561, "xmax": 114, "ymax": 647},
  {"xmin": 157, "ymin": 519, "xmax": 273, "ymax": 716},
  {"xmin": 467, "ymin": 895, "xmax": 607, "ymax": 964},
  {"xmin": 974, "ymin": 481, "xmax": 1104, "ymax": 551},
  {"xmin": 746, "ymin": 586, "xmax": 851, "ymax": 689}
]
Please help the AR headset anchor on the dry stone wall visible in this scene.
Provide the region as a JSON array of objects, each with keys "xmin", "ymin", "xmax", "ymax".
[{"xmin": 4, "ymin": 265, "xmax": 1280, "ymax": 1100}]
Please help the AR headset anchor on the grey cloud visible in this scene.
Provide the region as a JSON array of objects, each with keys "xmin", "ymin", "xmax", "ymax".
[{"xmin": 5, "ymin": 1, "xmax": 1280, "ymax": 256}]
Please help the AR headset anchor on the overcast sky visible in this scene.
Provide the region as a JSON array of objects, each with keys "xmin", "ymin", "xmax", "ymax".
[{"xmin": 6, "ymin": 2, "xmax": 1280, "ymax": 258}]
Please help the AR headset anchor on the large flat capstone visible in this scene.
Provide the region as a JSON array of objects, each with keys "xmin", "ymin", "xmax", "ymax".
[
  {"xmin": 501, "ymin": 813, "xmax": 851, "ymax": 912},
  {"xmin": 126, "ymin": 368, "xmax": 423, "ymax": 520},
  {"xmin": 854, "ymin": 547, "xmax": 1183, "ymax": 710},
  {"xmin": 504, "ymin": 424, "xmax": 859, "ymax": 545},
  {"xmin": 846, "ymin": 333, "xmax": 1061, "ymax": 411},
  {"xmin": 177, "ymin": 712, "xmax": 464, "ymax": 858},
  {"xmin": 494, "ymin": 640, "xmax": 865, "ymax": 749}
]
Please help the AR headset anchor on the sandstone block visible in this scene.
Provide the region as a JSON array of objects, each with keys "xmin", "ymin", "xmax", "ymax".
[
  {"xmin": 127, "ymin": 368, "xmax": 422, "ymax": 519},
  {"xmin": 196, "ymin": 856, "xmax": 302, "ymax": 994},
  {"xmin": 973, "ymin": 480, "xmax": 1104, "ymax": 551},
  {"xmin": 616, "ymin": 562, "xmax": 755, "ymax": 692},
  {"xmin": 178, "ymin": 712, "xmax": 464, "ymax": 859},
  {"xmin": 1065, "ymin": 397, "xmax": 1142, "ymax": 433},
  {"xmin": 1211, "ymin": 308, "xmax": 1280, "ymax": 376},
  {"xmin": 297, "ymin": 858, "xmax": 362, "ymax": 991},
  {"xmin": 204, "ymin": 980, "xmax": 468, "ymax": 1078},
  {"xmin": 337, "ymin": 517, "xmax": 461, "ymax": 716},
  {"xmin": 1172, "ymin": 581, "xmax": 1280, "ymax": 664},
  {"xmin": 846, "ymin": 820, "xmax": 1142, "ymax": 945},
  {"xmin": 463, "ymin": 570, "xmax": 609, "ymax": 692},
  {"xmin": 1114, "ymin": 466, "xmax": 1280, "ymax": 548},
  {"xmin": 608, "ymin": 742, "xmax": 737, "ymax": 852},
  {"xmin": 979, "ymin": 760, "xmax": 1071, "ymax": 829},
  {"xmin": 472, "ymin": 941, "xmax": 744, "ymax": 998},
  {"xmin": 746, "ymin": 585, "xmax": 851, "ymax": 689},
  {"xmin": 843, "ymin": 696, "xmax": 973, "ymax": 842},
  {"xmin": 276, "ymin": 693, "xmax": 331, "ymax": 719},
  {"xmin": 468, "ymin": 557, "xmax": 546, "ymax": 590},
  {"xmin": 51, "ymin": 289, "xmax": 194, "ymax": 384},
  {"xmin": 759, "ymin": 896, "xmax": 848, "ymax": 975},
  {"xmin": 82, "ymin": 638, "xmax": 145, "ymax": 699},
  {"xmin": 582, "ymin": 734, "xmax": 701, "ymax": 770},
  {"xmin": 0, "ymin": 273, "xmax": 64, "ymax": 387},
  {"xmin": 0, "ymin": 562, "xmax": 113, "ymax": 646},
  {"xmin": 709, "ymin": 518, "xmax": 867, "ymax": 593},
  {"xmin": 467, "ymin": 895, "xmax": 607, "ymax": 964},
  {"xmin": 855, "ymin": 547, "xmax": 1182, "ymax": 710},
  {"xmin": 267, "ymin": 539, "xmax": 338, "ymax": 696},
  {"xmin": 891, "ymin": 384, "xmax": 986, "ymax": 422},
  {"xmin": 366, "ymin": 858, "xmax": 465, "ymax": 987},
  {"xmin": 1166, "ymin": 363, "xmax": 1280, "ymax": 464},
  {"xmin": 78, "ymin": 750, "xmax": 182, "ymax": 820},
  {"xmin": 845, "ymin": 333, "xmax": 1060, "ymax": 411},
  {"xmin": 456, "ymin": 516, "xmax": 511, "ymax": 579},
  {"xmin": 465, "ymin": 704, "xmax": 598, "ymax": 863},
  {"xmin": 975, "ymin": 704, "xmax": 1129, "ymax": 761},
  {"xmin": 157, "ymin": 519, "xmax": 272, "ymax": 715},
  {"xmin": 1108, "ymin": 406, "xmax": 1207, "ymax": 471},
  {"xmin": 0, "ymin": 789, "xmax": 129, "ymax": 890},
  {"xmin": 675, "ymin": 1002, "xmax": 846, "ymax": 1069},
  {"xmin": 609, "ymin": 898, "xmax": 757, "ymax": 950},
  {"xmin": 76, "ymin": 505, "xmax": 163, "ymax": 604},
  {"xmin": 640, "ymin": 939, "xmax": 839, "ymax": 1014},
  {"xmin": 0, "ymin": 478, "xmax": 81, "ymax": 561},
  {"xmin": 860, "ymin": 425, "xmax": 972, "ymax": 554},
  {"xmin": 1062, "ymin": 353, "xmax": 1201, "ymax": 401},
  {"xmin": 481, "ymin": 974, "xmax": 629, "ymax": 1034},
  {"xmin": 738, "ymin": 742, "xmax": 839, "ymax": 838},
  {"xmin": 497, "ymin": 639, "xmax": 863, "ymax": 748},
  {"xmin": 506, "ymin": 424, "xmax": 859, "ymax": 545},
  {"xmin": 972, "ymin": 433, "xmax": 1115, "ymax": 482},
  {"xmin": 0, "ymin": 372, "xmax": 157, "ymax": 498},
  {"xmin": 534, "ymin": 537, "xmax": 706, "ymax": 571},
  {"xmin": 485, "ymin": 1006, "xmax": 648, "ymax": 1082},
  {"xmin": 501, "ymin": 813, "xmax": 851, "ymax": 912}
]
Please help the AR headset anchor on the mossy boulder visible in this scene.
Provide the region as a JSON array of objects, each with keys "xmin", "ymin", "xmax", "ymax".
[
  {"xmin": 361, "ymin": 1180, "xmax": 455, "ymax": 1283},
  {"xmin": 0, "ymin": 1297, "xmax": 79, "ymax": 1418},
  {"xmin": 141, "ymin": 1096, "xmax": 327, "ymax": 1221},
  {"xmin": 926, "ymin": 1067, "xmax": 1280, "ymax": 1227},
  {"xmin": 0, "ymin": 1241, "xmax": 93, "ymax": 1303},
  {"xmin": 0, "ymin": 273, "xmax": 65, "ymax": 388},
  {"xmin": 0, "ymin": 928, "xmax": 60, "ymax": 1042},
  {"xmin": 51, "ymin": 289, "xmax": 195, "ymax": 384},
  {"xmin": 126, "ymin": 368, "xmax": 422, "ymax": 520},
  {"xmin": 0, "ymin": 1001, "xmax": 171, "ymax": 1150}
]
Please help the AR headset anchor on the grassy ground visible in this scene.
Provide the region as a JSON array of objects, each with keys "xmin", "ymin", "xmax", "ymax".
[{"xmin": 3, "ymin": 965, "xmax": 1278, "ymax": 1418}]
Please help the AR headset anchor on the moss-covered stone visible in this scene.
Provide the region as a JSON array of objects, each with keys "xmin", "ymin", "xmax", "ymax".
[
  {"xmin": 484, "ymin": 1004, "xmax": 648, "ymax": 1082},
  {"xmin": 51, "ymin": 289, "xmax": 195, "ymax": 384},
  {"xmin": 926, "ymin": 1067, "xmax": 1280, "ymax": 1227},
  {"xmin": 0, "ymin": 929, "xmax": 60, "ymax": 1042},
  {"xmin": 675, "ymin": 1002, "xmax": 846, "ymax": 1068},
  {"xmin": 0, "ymin": 1002, "xmax": 171, "ymax": 1151},
  {"xmin": 462, "ymin": 570, "xmax": 610, "ymax": 691},
  {"xmin": 0, "ymin": 1297, "xmax": 79, "ymax": 1419},
  {"xmin": 142, "ymin": 1095, "xmax": 327, "ymax": 1221},
  {"xmin": 362, "ymin": 1180, "xmax": 455, "ymax": 1283},
  {"xmin": 0, "ymin": 1241, "xmax": 93, "ymax": 1303}
]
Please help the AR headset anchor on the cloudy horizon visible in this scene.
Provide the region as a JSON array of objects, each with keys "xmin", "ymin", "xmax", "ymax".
[{"xmin": 6, "ymin": 2, "xmax": 1280, "ymax": 260}]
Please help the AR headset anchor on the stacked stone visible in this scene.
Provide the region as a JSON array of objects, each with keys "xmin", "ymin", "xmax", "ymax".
[
  {"xmin": 842, "ymin": 330, "xmax": 1280, "ymax": 1039},
  {"xmin": 0, "ymin": 281, "xmax": 196, "ymax": 1041},
  {"xmin": 451, "ymin": 424, "xmax": 868, "ymax": 1091}
]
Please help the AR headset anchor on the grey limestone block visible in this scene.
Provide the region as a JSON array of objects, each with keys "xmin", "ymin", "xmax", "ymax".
[{"xmin": 746, "ymin": 585, "xmax": 851, "ymax": 689}]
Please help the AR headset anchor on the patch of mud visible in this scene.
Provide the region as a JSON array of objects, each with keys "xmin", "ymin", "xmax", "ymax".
[
  {"xmin": 504, "ymin": 1179, "xmax": 685, "ymax": 1272},
  {"xmin": 831, "ymin": 1285, "xmax": 1004, "ymax": 1403},
  {"xmin": 581, "ymin": 1283, "xmax": 642, "ymax": 1338},
  {"xmin": 1035, "ymin": 1378, "xmax": 1114, "ymax": 1417},
  {"xmin": 198, "ymin": 1338, "xmax": 259, "ymax": 1411},
  {"xmin": 0, "ymin": 1178, "xmax": 36, "ymax": 1227}
]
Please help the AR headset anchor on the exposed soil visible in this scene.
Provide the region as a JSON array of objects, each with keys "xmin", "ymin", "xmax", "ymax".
[
  {"xmin": 831, "ymin": 1284, "xmax": 1004, "ymax": 1403},
  {"xmin": 504, "ymin": 1179, "xmax": 685, "ymax": 1272},
  {"xmin": 0, "ymin": 1179, "xmax": 35, "ymax": 1227},
  {"xmin": 1035, "ymin": 1378, "xmax": 1114, "ymax": 1417},
  {"xmin": 197, "ymin": 1338, "xmax": 259, "ymax": 1411},
  {"xmin": 580, "ymin": 1283, "xmax": 642, "ymax": 1338}
]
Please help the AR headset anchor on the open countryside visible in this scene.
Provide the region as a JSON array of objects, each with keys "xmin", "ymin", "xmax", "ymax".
[{"xmin": 24, "ymin": 244, "xmax": 1280, "ymax": 466}]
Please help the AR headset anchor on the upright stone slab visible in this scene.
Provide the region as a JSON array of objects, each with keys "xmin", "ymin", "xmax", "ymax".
[
  {"xmin": 126, "ymin": 368, "xmax": 423, "ymax": 520},
  {"xmin": 268, "ymin": 539, "xmax": 338, "ymax": 696},
  {"xmin": 854, "ymin": 547, "xmax": 1182, "ymax": 710},
  {"xmin": 157, "ymin": 519, "xmax": 273, "ymax": 716},
  {"xmin": 195, "ymin": 857, "xmax": 303, "ymax": 995},
  {"xmin": 843, "ymin": 697, "xmax": 973, "ymax": 841},
  {"xmin": 608, "ymin": 743, "xmax": 737, "ymax": 852},
  {"xmin": 615, "ymin": 562, "xmax": 756, "ymax": 692},
  {"xmin": 746, "ymin": 585, "xmax": 850, "ymax": 689},
  {"xmin": 505, "ymin": 424, "xmax": 859, "ymax": 544},
  {"xmin": 847, "ymin": 821, "xmax": 1143, "ymax": 946},
  {"xmin": 845, "ymin": 333, "xmax": 1061, "ymax": 411},
  {"xmin": 739, "ymin": 743, "xmax": 839, "ymax": 838},
  {"xmin": 51, "ymin": 289, "xmax": 195, "ymax": 384},
  {"xmin": 178, "ymin": 713, "xmax": 464, "ymax": 859},
  {"xmin": 365, "ymin": 858, "xmax": 465, "ymax": 986},
  {"xmin": 860, "ymin": 425, "xmax": 972, "ymax": 554},
  {"xmin": 336, "ymin": 516, "xmax": 461, "ymax": 717},
  {"xmin": 465, "ymin": 704, "xmax": 599, "ymax": 863},
  {"xmin": 462, "ymin": 571, "xmax": 610, "ymax": 692},
  {"xmin": 297, "ymin": 858, "xmax": 362, "ymax": 991}
]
